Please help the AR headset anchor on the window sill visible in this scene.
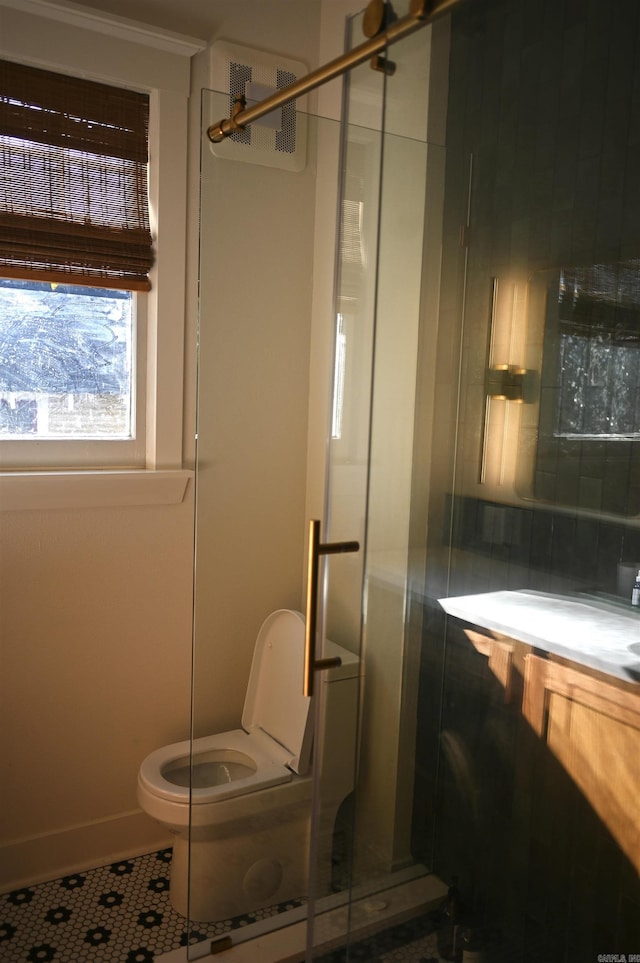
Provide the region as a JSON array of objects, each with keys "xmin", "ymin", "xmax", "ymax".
[{"xmin": 0, "ymin": 468, "xmax": 193, "ymax": 511}]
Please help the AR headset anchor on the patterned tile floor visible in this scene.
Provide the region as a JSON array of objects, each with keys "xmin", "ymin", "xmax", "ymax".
[
  {"xmin": 0, "ymin": 848, "xmax": 305, "ymax": 963},
  {"xmin": 1, "ymin": 849, "xmax": 464, "ymax": 963}
]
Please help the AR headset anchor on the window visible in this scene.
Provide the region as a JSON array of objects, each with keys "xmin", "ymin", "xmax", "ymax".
[
  {"xmin": 527, "ymin": 260, "xmax": 640, "ymax": 516},
  {"xmin": 0, "ymin": 0, "xmax": 201, "ymax": 497},
  {"xmin": 552, "ymin": 261, "xmax": 640, "ymax": 439},
  {"xmin": 0, "ymin": 58, "xmax": 152, "ymax": 468},
  {"xmin": 0, "ymin": 277, "xmax": 140, "ymax": 434}
]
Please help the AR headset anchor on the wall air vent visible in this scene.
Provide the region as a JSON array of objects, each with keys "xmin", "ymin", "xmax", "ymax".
[{"xmin": 208, "ymin": 42, "xmax": 308, "ymax": 172}]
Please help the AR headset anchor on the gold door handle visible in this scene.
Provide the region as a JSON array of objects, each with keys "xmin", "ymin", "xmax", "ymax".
[{"xmin": 304, "ymin": 518, "xmax": 360, "ymax": 697}]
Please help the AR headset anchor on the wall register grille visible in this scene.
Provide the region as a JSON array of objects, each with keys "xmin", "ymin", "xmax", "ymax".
[{"xmin": 209, "ymin": 42, "xmax": 308, "ymax": 171}]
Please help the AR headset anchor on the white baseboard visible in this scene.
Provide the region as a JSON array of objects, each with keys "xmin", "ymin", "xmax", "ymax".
[{"xmin": 0, "ymin": 809, "xmax": 171, "ymax": 892}]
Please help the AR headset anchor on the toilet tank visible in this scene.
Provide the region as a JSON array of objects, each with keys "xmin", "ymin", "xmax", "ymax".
[{"xmin": 316, "ymin": 639, "xmax": 361, "ymax": 805}]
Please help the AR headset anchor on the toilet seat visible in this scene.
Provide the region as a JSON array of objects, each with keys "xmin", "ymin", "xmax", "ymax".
[
  {"xmin": 138, "ymin": 728, "xmax": 295, "ymax": 806},
  {"xmin": 139, "ymin": 609, "xmax": 313, "ymax": 807}
]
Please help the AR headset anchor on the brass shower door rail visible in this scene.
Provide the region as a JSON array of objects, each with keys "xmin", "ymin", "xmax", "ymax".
[{"xmin": 207, "ymin": 0, "xmax": 464, "ymax": 143}]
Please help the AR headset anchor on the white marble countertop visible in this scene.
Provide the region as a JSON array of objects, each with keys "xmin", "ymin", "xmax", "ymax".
[{"xmin": 439, "ymin": 590, "xmax": 640, "ymax": 683}]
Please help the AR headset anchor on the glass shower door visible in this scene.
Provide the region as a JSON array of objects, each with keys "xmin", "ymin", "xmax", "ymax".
[
  {"xmin": 308, "ymin": 9, "xmax": 472, "ymax": 957},
  {"xmin": 187, "ymin": 90, "xmax": 381, "ymax": 959},
  {"xmin": 188, "ymin": 18, "xmax": 465, "ymax": 959}
]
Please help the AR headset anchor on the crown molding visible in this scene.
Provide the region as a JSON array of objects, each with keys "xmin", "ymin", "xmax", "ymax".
[{"xmin": 0, "ymin": 0, "xmax": 207, "ymax": 57}]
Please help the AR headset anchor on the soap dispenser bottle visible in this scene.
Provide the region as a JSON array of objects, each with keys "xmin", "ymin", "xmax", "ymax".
[{"xmin": 632, "ymin": 569, "xmax": 640, "ymax": 607}]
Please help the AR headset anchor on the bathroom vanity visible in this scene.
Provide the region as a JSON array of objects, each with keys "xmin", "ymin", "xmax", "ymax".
[{"xmin": 439, "ymin": 591, "xmax": 640, "ymax": 877}]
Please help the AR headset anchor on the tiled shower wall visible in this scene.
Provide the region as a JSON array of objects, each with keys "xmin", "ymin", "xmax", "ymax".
[
  {"xmin": 448, "ymin": 495, "xmax": 640, "ymax": 600},
  {"xmin": 448, "ymin": 0, "xmax": 640, "ymax": 527},
  {"xmin": 449, "ymin": 0, "xmax": 640, "ymax": 272}
]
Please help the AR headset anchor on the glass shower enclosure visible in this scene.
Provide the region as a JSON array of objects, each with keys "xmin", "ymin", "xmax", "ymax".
[
  {"xmin": 187, "ymin": 8, "xmax": 462, "ymax": 958},
  {"xmin": 189, "ymin": 1, "xmax": 640, "ymax": 960}
]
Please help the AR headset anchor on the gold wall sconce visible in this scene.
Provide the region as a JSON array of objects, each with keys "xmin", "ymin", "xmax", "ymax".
[
  {"xmin": 485, "ymin": 363, "xmax": 526, "ymax": 403},
  {"xmin": 479, "ymin": 278, "xmax": 534, "ymax": 485}
]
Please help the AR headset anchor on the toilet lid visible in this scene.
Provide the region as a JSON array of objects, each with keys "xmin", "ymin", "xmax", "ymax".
[{"xmin": 242, "ymin": 609, "xmax": 313, "ymax": 775}]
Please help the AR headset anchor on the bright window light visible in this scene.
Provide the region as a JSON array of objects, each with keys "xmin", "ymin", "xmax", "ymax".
[
  {"xmin": 332, "ymin": 313, "xmax": 347, "ymax": 440},
  {"xmin": 0, "ymin": 278, "xmax": 134, "ymax": 439}
]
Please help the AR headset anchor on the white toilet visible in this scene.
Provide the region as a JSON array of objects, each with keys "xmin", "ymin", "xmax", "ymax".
[{"xmin": 137, "ymin": 609, "xmax": 359, "ymax": 922}]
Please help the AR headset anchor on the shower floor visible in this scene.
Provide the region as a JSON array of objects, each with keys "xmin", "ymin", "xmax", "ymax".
[
  {"xmin": 0, "ymin": 848, "xmax": 304, "ymax": 963},
  {"xmin": 315, "ymin": 914, "xmax": 446, "ymax": 962}
]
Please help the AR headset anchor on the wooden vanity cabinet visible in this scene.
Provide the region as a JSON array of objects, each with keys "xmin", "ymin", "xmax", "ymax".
[{"xmin": 464, "ymin": 627, "xmax": 640, "ymax": 875}]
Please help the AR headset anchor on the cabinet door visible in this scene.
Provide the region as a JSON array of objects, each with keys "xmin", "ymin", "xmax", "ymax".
[{"xmin": 524, "ymin": 654, "xmax": 640, "ymax": 874}]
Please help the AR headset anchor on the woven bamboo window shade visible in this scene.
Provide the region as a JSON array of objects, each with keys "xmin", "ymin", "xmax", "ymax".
[{"xmin": 0, "ymin": 60, "xmax": 153, "ymax": 291}]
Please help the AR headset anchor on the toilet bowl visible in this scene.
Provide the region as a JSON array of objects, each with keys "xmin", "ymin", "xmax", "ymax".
[{"xmin": 137, "ymin": 609, "xmax": 359, "ymax": 922}]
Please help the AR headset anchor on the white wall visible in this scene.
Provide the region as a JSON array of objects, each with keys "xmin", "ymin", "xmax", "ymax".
[
  {"xmin": 0, "ymin": 499, "xmax": 195, "ymax": 888},
  {"xmin": 0, "ymin": 0, "xmax": 442, "ymax": 895},
  {"xmin": 0, "ymin": 1, "xmax": 202, "ymax": 889},
  {"xmin": 0, "ymin": 0, "xmax": 333, "ymax": 891},
  {"xmin": 186, "ymin": 3, "xmax": 329, "ymax": 740}
]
